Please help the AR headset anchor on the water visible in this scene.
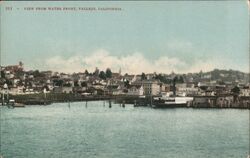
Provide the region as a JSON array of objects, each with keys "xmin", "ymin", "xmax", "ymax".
[{"xmin": 0, "ymin": 101, "xmax": 249, "ymax": 158}]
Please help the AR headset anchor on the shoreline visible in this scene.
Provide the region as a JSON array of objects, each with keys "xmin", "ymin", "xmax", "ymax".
[{"xmin": 2, "ymin": 93, "xmax": 249, "ymax": 109}]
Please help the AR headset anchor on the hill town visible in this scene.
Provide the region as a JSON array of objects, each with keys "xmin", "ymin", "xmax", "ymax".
[{"xmin": 0, "ymin": 62, "xmax": 249, "ymax": 108}]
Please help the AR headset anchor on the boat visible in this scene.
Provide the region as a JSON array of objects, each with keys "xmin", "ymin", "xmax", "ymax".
[
  {"xmin": 152, "ymin": 95, "xmax": 193, "ymax": 108},
  {"xmin": 7, "ymin": 99, "xmax": 25, "ymax": 108}
]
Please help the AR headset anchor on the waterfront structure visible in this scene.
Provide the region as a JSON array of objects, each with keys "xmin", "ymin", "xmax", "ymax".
[
  {"xmin": 193, "ymin": 96, "xmax": 217, "ymax": 108},
  {"xmin": 132, "ymin": 80, "xmax": 161, "ymax": 96},
  {"xmin": 0, "ymin": 62, "xmax": 249, "ymax": 109},
  {"xmin": 141, "ymin": 80, "xmax": 160, "ymax": 95},
  {"xmin": 216, "ymin": 94, "xmax": 234, "ymax": 108}
]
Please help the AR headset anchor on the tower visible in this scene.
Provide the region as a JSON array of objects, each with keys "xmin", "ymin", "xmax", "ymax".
[{"xmin": 119, "ymin": 67, "xmax": 121, "ymax": 75}]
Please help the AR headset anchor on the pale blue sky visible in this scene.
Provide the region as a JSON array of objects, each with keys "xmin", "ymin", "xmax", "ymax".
[{"xmin": 1, "ymin": 1, "xmax": 249, "ymax": 74}]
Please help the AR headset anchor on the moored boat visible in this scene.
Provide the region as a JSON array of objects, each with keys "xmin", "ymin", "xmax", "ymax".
[{"xmin": 153, "ymin": 96, "xmax": 193, "ymax": 108}]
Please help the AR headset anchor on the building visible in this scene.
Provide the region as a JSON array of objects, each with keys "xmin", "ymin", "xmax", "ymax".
[
  {"xmin": 216, "ymin": 95, "xmax": 234, "ymax": 108},
  {"xmin": 240, "ymin": 86, "xmax": 250, "ymax": 96},
  {"xmin": 127, "ymin": 85, "xmax": 143, "ymax": 96},
  {"xmin": 193, "ymin": 96, "xmax": 217, "ymax": 108},
  {"xmin": 132, "ymin": 80, "xmax": 161, "ymax": 96},
  {"xmin": 53, "ymin": 87, "xmax": 73, "ymax": 93},
  {"xmin": 3, "ymin": 61, "xmax": 23, "ymax": 73}
]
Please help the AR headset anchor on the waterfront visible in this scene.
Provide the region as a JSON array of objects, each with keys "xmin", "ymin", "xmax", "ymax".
[{"xmin": 0, "ymin": 101, "xmax": 249, "ymax": 158}]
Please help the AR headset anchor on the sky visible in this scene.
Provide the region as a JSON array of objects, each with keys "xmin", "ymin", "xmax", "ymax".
[{"xmin": 1, "ymin": 1, "xmax": 249, "ymax": 74}]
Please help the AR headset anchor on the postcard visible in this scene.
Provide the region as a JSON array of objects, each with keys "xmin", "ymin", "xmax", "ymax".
[{"xmin": 0, "ymin": 1, "xmax": 249, "ymax": 158}]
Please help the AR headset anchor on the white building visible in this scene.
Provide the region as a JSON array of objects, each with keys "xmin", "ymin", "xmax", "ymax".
[
  {"xmin": 142, "ymin": 80, "xmax": 161, "ymax": 95},
  {"xmin": 127, "ymin": 85, "xmax": 143, "ymax": 96},
  {"xmin": 240, "ymin": 87, "xmax": 250, "ymax": 96}
]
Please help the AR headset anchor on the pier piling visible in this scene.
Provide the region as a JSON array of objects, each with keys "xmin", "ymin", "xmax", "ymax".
[
  {"xmin": 122, "ymin": 101, "xmax": 125, "ymax": 108},
  {"xmin": 109, "ymin": 100, "xmax": 112, "ymax": 108}
]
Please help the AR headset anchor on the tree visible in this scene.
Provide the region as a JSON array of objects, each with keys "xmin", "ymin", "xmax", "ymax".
[
  {"xmin": 155, "ymin": 74, "xmax": 165, "ymax": 82},
  {"xmin": 199, "ymin": 70, "xmax": 203, "ymax": 78},
  {"xmin": 84, "ymin": 69, "xmax": 89, "ymax": 75},
  {"xmin": 231, "ymin": 86, "xmax": 240, "ymax": 95},
  {"xmin": 106, "ymin": 68, "xmax": 112, "ymax": 78},
  {"xmin": 81, "ymin": 82, "xmax": 87, "ymax": 87},
  {"xmin": 99, "ymin": 71, "xmax": 106, "ymax": 80},
  {"xmin": 5, "ymin": 79, "xmax": 13, "ymax": 86},
  {"xmin": 200, "ymin": 86, "xmax": 208, "ymax": 91},
  {"xmin": 32, "ymin": 70, "xmax": 45, "ymax": 78},
  {"xmin": 74, "ymin": 80, "xmax": 79, "ymax": 87},
  {"xmin": 141, "ymin": 73, "xmax": 146, "ymax": 80},
  {"xmin": 63, "ymin": 82, "xmax": 72, "ymax": 87},
  {"xmin": 124, "ymin": 80, "xmax": 130, "ymax": 88},
  {"xmin": 93, "ymin": 67, "xmax": 99, "ymax": 76},
  {"xmin": 177, "ymin": 76, "xmax": 184, "ymax": 83},
  {"xmin": 0, "ymin": 71, "xmax": 5, "ymax": 78},
  {"xmin": 53, "ymin": 79, "xmax": 63, "ymax": 87},
  {"xmin": 231, "ymin": 86, "xmax": 240, "ymax": 103}
]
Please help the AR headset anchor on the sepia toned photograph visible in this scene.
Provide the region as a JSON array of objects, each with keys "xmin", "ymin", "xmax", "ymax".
[{"xmin": 0, "ymin": 1, "xmax": 249, "ymax": 158}]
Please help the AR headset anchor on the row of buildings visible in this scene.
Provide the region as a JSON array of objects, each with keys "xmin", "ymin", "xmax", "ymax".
[{"xmin": 0, "ymin": 62, "xmax": 250, "ymax": 99}]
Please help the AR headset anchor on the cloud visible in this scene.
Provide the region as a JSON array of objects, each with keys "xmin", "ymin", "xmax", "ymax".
[{"xmin": 43, "ymin": 49, "xmax": 229, "ymax": 74}]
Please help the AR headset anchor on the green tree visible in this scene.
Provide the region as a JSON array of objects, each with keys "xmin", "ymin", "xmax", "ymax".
[
  {"xmin": 200, "ymin": 86, "xmax": 208, "ymax": 91},
  {"xmin": 106, "ymin": 68, "xmax": 112, "ymax": 78},
  {"xmin": 93, "ymin": 67, "xmax": 99, "ymax": 76},
  {"xmin": 53, "ymin": 79, "xmax": 63, "ymax": 87},
  {"xmin": 5, "ymin": 79, "xmax": 13, "ymax": 86},
  {"xmin": 177, "ymin": 76, "xmax": 184, "ymax": 83},
  {"xmin": 0, "ymin": 71, "xmax": 5, "ymax": 78},
  {"xmin": 32, "ymin": 70, "xmax": 45, "ymax": 78},
  {"xmin": 84, "ymin": 69, "xmax": 89, "ymax": 75},
  {"xmin": 124, "ymin": 80, "xmax": 130, "ymax": 88},
  {"xmin": 231, "ymin": 86, "xmax": 240, "ymax": 94},
  {"xmin": 63, "ymin": 83, "xmax": 72, "ymax": 87},
  {"xmin": 141, "ymin": 73, "xmax": 146, "ymax": 80},
  {"xmin": 81, "ymin": 82, "xmax": 87, "ymax": 87},
  {"xmin": 231, "ymin": 86, "xmax": 240, "ymax": 103},
  {"xmin": 155, "ymin": 74, "xmax": 165, "ymax": 82},
  {"xmin": 74, "ymin": 80, "xmax": 79, "ymax": 87},
  {"xmin": 99, "ymin": 71, "xmax": 106, "ymax": 80}
]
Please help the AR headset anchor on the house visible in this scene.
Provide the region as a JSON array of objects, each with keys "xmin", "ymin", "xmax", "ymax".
[
  {"xmin": 41, "ymin": 71, "xmax": 53, "ymax": 78},
  {"xmin": 53, "ymin": 86, "xmax": 73, "ymax": 93},
  {"xmin": 8, "ymin": 86, "xmax": 25, "ymax": 95},
  {"xmin": 123, "ymin": 74, "xmax": 134, "ymax": 82},
  {"xmin": 177, "ymin": 82, "xmax": 199, "ymax": 96},
  {"xmin": 4, "ymin": 71, "xmax": 14, "ymax": 79},
  {"xmin": 92, "ymin": 83, "xmax": 105, "ymax": 90},
  {"xmin": 112, "ymin": 86, "xmax": 125, "ymax": 95},
  {"xmin": 112, "ymin": 73, "xmax": 122, "ymax": 79},
  {"xmin": 60, "ymin": 73, "xmax": 70, "ymax": 79},
  {"xmin": 240, "ymin": 86, "xmax": 250, "ymax": 96},
  {"xmin": 146, "ymin": 73, "xmax": 155, "ymax": 80},
  {"xmin": 127, "ymin": 85, "xmax": 143, "ymax": 96},
  {"xmin": 73, "ymin": 87, "xmax": 87, "ymax": 93}
]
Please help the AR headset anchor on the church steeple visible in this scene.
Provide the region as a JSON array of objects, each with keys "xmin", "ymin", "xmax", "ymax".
[{"xmin": 119, "ymin": 67, "xmax": 121, "ymax": 75}]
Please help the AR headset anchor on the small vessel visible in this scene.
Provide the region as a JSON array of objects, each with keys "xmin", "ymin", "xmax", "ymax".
[{"xmin": 8, "ymin": 99, "xmax": 25, "ymax": 108}]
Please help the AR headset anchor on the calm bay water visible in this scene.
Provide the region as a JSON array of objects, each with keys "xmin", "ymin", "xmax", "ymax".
[{"xmin": 0, "ymin": 101, "xmax": 249, "ymax": 158}]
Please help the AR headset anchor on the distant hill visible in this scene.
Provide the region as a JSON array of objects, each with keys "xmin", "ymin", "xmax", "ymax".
[{"xmin": 199, "ymin": 69, "xmax": 249, "ymax": 83}]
